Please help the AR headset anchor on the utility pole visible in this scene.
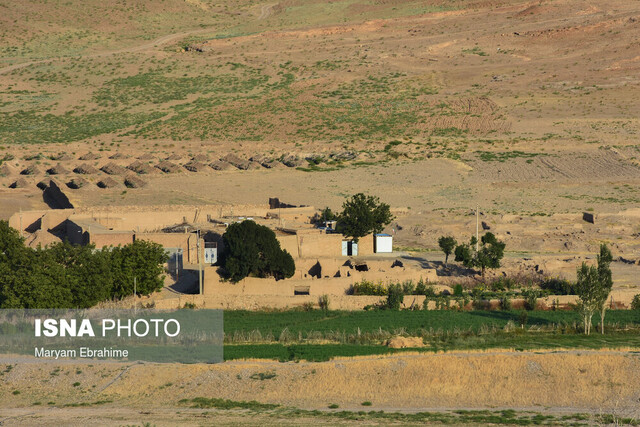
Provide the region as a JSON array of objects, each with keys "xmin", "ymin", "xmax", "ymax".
[
  {"xmin": 197, "ymin": 230, "xmax": 203, "ymax": 295},
  {"xmin": 475, "ymin": 205, "xmax": 479, "ymax": 252}
]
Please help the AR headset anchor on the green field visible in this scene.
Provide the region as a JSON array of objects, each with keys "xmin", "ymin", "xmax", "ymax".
[
  {"xmin": 223, "ymin": 309, "xmax": 640, "ymax": 361},
  {"xmin": 224, "ymin": 309, "xmax": 640, "ymax": 338}
]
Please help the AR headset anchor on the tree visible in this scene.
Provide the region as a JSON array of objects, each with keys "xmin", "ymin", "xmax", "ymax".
[
  {"xmin": 453, "ymin": 232, "xmax": 505, "ymax": 276},
  {"xmin": 476, "ymin": 232, "xmax": 506, "ymax": 276},
  {"xmin": 336, "ymin": 193, "xmax": 394, "ymax": 242},
  {"xmin": 575, "ymin": 244, "xmax": 614, "ymax": 335},
  {"xmin": 318, "ymin": 207, "xmax": 337, "ymax": 223},
  {"xmin": 221, "ymin": 220, "xmax": 295, "ymax": 282},
  {"xmin": 0, "ymin": 220, "xmax": 168, "ymax": 308},
  {"xmin": 109, "ymin": 240, "xmax": 168, "ymax": 300},
  {"xmin": 575, "ymin": 263, "xmax": 599, "ymax": 335},
  {"xmin": 438, "ymin": 236, "xmax": 457, "ymax": 266},
  {"xmin": 595, "ymin": 244, "xmax": 613, "ymax": 334}
]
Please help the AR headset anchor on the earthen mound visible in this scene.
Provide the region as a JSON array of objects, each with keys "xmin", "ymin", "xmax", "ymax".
[
  {"xmin": 20, "ymin": 165, "xmax": 39, "ymax": 175},
  {"xmin": 221, "ymin": 153, "xmax": 250, "ymax": 169},
  {"xmin": 78, "ymin": 152, "xmax": 101, "ymax": 160},
  {"xmin": 209, "ymin": 160, "xmax": 236, "ymax": 171},
  {"xmin": 127, "ymin": 160, "xmax": 156, "ymax": 174},
  {"xmin": 67, "ymin": 177, "xmax": 88, "ymax": 189},
  {"xmin": 46, "ymin": 163, "xmax": 70, "ymax": 175},
  {"xmin": 155, "ymin": 161, "xmax": 181, "ymax": 173},
  {"xmin": 184, "ymin": 161, "xmax": 207, "ymax": 172},
  {"xmin": 74, "ymin": 163, "xmax": 99, "ymax": 174},
  {"xmin": 124, "ymin": 175, "xmax": 147, "ymax": 188},
  {"xmin": 100, "ymin": 162, "xmax": 127, "ymax": 175},
  {"xmin": 97, "ymin": 176, "xmax": 118, "ymax": 188},
  {"xmin": 9, "ymin": 178, "xmax": 29, "ymax": 188}
]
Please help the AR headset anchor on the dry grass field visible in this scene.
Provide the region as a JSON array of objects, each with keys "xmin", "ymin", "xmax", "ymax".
[{"xmin": 1, "ymin": 350, "xmax": 640, "ymax": 425}]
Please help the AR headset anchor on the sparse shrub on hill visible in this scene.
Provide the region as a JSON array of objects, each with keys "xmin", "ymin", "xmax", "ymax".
[{"xmin": 221, "ymin": 220, "xmax": 295, "ymax": 283}]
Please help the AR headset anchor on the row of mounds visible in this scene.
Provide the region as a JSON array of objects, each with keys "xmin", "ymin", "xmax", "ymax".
[{"xmin": 6, "ymin": 174, "xmax": 147, "ymax": 190}]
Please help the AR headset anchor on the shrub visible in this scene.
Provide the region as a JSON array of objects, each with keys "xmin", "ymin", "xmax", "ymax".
[
  {"xmin": 302, "ymin": 302, "xmax": 315, "ymax": 312},
  {"xmin": 631, "ymin": 294, "xmax": 640, "ymax": 310},
  {"xmin": 401, "ymin": 281, "xmax": 415, "ymax": 296},
  {"xmin": 519, "ymin": 310, "xmax": 528, "ymax": 327},
  {"xmin": 523, "ymin": 289, "xmax": 540, "ymax": 311},
  {"xmin": 318, "ymin": 295, "xmax": 330, "ymax": 312},
  {"xmin": 490, "ymin": 277, "xmax": 516, "ymax": 291},
  {"xmin": 453, "ymin": 284, "xmax": 464, "ymax": 296},
  {"xmin": 540, "ymin": 277, "xmax": 574, "ymax": 295},
  {"xmin": 499, "ymin": 295, "xmax": 512, "ymax": 311},
  {"xmin": 352, "ymin": 280, "xmax": 387, "ymax": 296},
  {"xmin": 386, "ymin": 284, "xmax": 403, "ymax": 310},
  {"xmin": 416, "ymin": 278, "xmax": 436, "ymax": 297}
]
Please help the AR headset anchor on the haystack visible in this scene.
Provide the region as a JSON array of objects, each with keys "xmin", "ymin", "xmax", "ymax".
[
  {"xmin": 78, "ymin": 152, "xmax": 101, "ymax": 160},
  {"xmin": 100, "ymin": 162, "xmax": 127, "ymax": 175},
  {"xmin": 127, "ymin": 160, "xmax": 155, "ymax": 174},
  {"xmin": 74, "ymin": 163, "xmax": 99, "ymax": 174},
  {"xmin": 124, "ymin": 175, "xmax": 147, "ymax": 188},
  {"xmin": 108, "ymin": 153, "xmax": 129, "ymax": 160},
  {"xmin": 9, "ymin": 178, "xmax": 29, "ymax": 189},
  {"xmin": 97, "ymin": 177, "xmax": 118, "ymax": 188},
  {"xmin": 184, "ymin": 160, "xmax": 207, "ymax": 172},
  {"xmin": 209, "ymin": 160, "xmax": 235, "ymax": 171},
  {"xmin": 46, "ymin": 163, "xmax": 70, "ymax": 175},
  {"xmin": 155, "ymin": 160, "xmax": 181, "ymax": 173},
  {"xmin": 165, "ymin": 154, "xmax": 182, "ymax": 161}
]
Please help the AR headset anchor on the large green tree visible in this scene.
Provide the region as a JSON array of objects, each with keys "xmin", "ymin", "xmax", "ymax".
[
  {"xmin": 0, "ymin": 220, "xmax": 168, "ymax": 309},
  {"xmin": 221, "ymin": 220, "xmax": 295, "ymax": 282},
  {"xmin": 336, "ymin": 193, "xmax": 394, "ymax": 242}
]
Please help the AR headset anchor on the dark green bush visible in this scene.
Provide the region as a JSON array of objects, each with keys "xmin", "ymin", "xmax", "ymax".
[
  {"xmin": 386, "ymin": 284, "xmax": 404, "ymax": 310},
  {"xmin": 631, "ymin": 294, "xmax": 640, "ymax": 310}
]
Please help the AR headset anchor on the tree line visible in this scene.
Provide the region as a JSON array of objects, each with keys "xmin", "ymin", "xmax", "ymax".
[{"xmin": 0, "ymin": 220, "xmax": 168, "ymax": 309}]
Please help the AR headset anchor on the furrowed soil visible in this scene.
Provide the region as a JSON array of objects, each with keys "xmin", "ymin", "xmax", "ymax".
[{"xmin": 1, "ymin": 350, "xmax": 640, "ymax": 425}]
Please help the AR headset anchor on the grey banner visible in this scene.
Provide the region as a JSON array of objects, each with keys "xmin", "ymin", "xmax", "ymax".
[{"xmin": 0, "ymin": 309, "xmax": 223, "ymax": 363}]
